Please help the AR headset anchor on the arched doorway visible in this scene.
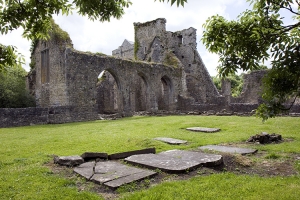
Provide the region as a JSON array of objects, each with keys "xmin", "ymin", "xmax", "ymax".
[
  {"xmin": 135, "ymin": 73, "xmax": 149, "ymax": 111},
  {"xmin": 158, "ymin": 75, "xmax": 173, "ymax": 110},
  {"xmin": 96, "ymin": 70, "xmax": 122, "ymax": 114}
]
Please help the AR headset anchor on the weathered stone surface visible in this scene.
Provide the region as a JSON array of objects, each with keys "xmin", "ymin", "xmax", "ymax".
[
  {"xmin": 158, "ymin": 150, "xmax": 223, "ymax": 167},
  {"xmin": 81, "ymin": 152, "xmax": 108, "ymax": 161},
  {"xmin": 54, "ymin": 155, "xmax": 84, "ymax": 167},
  {"xmin": 126, "ymin": 153, "xmax": 200, "ymax": 173},
  {"xmin": 199, "ymin": 145, "xmax": 257, "ymax": 155},
  {"xmin": 125, "ymin": 150, "xmax": 223, "ymax": 173},
  {"xmin": 104, "ymin": 170, "xmax": 156, "ymax": 189},
  {"xmin": 154, "ymin": 137, "xmax": 187, "ymax": 145},
  {"xmin": 186, "ymin": 127, "xmax": 221, "ymax": 133},
  {"xmin": 91, "ymin": 161, "xmax": 156, "ymax": 186},
  {"xmin": 74, "ymin": 161, "xmax": 95, "ymax": 179},
  {"xmin": 108, "ymin": 148, "xmax": 156, "ymax": 160}
]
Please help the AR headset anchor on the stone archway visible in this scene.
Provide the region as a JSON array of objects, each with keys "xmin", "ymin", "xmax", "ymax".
[
  {"xmin": 135, "ymin": 72, "xmax": 149, "ymax": 112},
  {"xmin": 96, "ymin": 70, "xmax": 123, "ymax": 114}
]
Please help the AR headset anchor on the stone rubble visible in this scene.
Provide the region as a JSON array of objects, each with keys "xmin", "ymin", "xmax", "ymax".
[{"xmin": 246, "ymin": 132, "xmax": 282, "ymax": 144}]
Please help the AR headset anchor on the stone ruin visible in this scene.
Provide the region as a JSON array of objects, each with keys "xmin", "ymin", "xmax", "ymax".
[{"xmin": 1, "ymin": 18, "xmax": 300, "ymax": 127}]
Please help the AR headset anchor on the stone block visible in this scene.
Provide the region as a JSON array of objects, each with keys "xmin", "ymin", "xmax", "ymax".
[
  {"xmin": 54, "ymin": 155, "xmax": 84, "ymax": 167},
  {"xmin": 81, "ymin": 152, "xmax": 108, "ymax": 161}
]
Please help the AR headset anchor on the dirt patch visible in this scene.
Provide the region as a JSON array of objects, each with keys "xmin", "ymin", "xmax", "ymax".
[{"xmin": 45, "ymin": 152, "xmax": 300, "ymax": 200}]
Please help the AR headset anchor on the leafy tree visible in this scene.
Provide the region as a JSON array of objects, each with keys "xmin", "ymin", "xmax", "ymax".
[
  {"xmin": 0, "ymin": 0, "xmax": 186, "ymax": 71},
  {"xmin": 212, "ymin": 73, "xmax": 244, "ymax": 97},
  {"xmin": 0, "ymin": 64, "xmax": 35, "ymax": 108},
  {"xmin": 202, "ymin": 0, "xmax": 300, "ymax": 121}
]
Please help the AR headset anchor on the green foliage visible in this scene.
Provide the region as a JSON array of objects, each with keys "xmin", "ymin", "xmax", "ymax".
[
  {"xmin": 0, "ymin": 64, "xmax": 35, "ymax": 108},
  {"xmin": 155, "ymin": 0, "xmax": 187, "ymax": 7},
  {"xmin": 202, "ymin": 0, "xmax": 300, "ymax": 120},
  {"xmin": 212, "ymin": 73, "xmax": 244, "ymax": 97},
  {"xmin": 265, "ymin": 153, "xmax": 281, "ymax": 159},
  {"xmin": 0, "ymin": 44, "xmax": 24, "ymax": 72}
]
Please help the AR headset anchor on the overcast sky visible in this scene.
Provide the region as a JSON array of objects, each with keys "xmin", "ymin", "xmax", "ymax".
[{"xmin": 0, "ymin": 0, "xmax": 251, "ymax": 76}]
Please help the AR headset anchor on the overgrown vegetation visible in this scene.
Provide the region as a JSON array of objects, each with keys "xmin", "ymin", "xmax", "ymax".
[
  {"xmin": 212, "ymin": 73, "xmax": 244, "ymax": 97},
  {"xmin": 0, "ymin": 64, "xmax": 35, "ymax": 108},
  {"xmin": 163, "ymin": 51, "xmax": 180, "ymax": 68},
  {"xmin": 202, "ymin": 0, "xmax": 300, "ymax": 120},
  {"xmin": 0, "ymin": 116, "xmax": 299, "ymax": 199}
]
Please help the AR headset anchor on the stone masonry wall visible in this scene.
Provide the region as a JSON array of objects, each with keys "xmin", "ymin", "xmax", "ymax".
[
  {"xmin": 64, "ymin": 48, "xmax": 183, "ymax": 116},
  {"xmin": 33, "ymin": 35, "xmax": 73, "ymax": 107}
]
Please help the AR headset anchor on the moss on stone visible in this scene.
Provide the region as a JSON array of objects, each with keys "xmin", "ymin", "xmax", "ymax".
[
  {"xmin": 163, "ymin": 51, "xmax": 180, "ymax": 68},
  {"xmin": 134, "ymin": 26, "xmax": 139, "ymax": 60},
  {"xmin": 49, "ymin": 18, "xmax": 71, "ymax": 42}
]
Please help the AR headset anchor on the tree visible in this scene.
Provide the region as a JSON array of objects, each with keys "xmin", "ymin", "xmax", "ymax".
[
  {"xmin": 0, "ymin": 0, "xmax": 187, "ymax": 71},
  {"xmin": 202, "ymin": 0, "xmax": 300, "ymax": 121},
  {"xmin": 212, "ymin": 73, "xmax": 244, "ymax": 97},
  {"xmin": 0, "ymin": 64, "xmax": 35, "ymax": 108}
]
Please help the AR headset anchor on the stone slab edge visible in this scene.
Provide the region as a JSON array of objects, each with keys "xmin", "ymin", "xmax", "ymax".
[
  {"xmin": 108, "ymin": 148, "xmax": 156, "ymax": 160},
  {"xmin": 104, "ymin": 171, "xmax": 157, "ymax": 189}
]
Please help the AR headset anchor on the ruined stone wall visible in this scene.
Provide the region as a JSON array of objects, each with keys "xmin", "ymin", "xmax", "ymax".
[
  {"xmin": 133, "ymin": 18, "xmax": 220, "ymax": 104},
  {"xmin": 33, "ymin": 35, "xmax": 73, "ymax": 107},
  {"xmin": 231, "ymin": 70, "xmax": 267, "ymax": 104},
  {"xmin": 134, "ymin": 18, "xmax": 167, "ymax": 60},
  {"xmin": 64, "ymin": 48, "xmax": 183, "ymax": 116},
  {"xmin": 112, "ymin": 39, "xmax": 134, "ymax": 59}
]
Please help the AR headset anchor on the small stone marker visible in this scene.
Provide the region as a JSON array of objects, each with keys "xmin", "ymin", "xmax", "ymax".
[
  {"xmin": 54, "ymin": 155, "xmax": 84, "ymax": 167},
  {"xmin": 199, "ymin": 145, "xmax": 257, "ymax": 155},
  {"xmin": 125, "ymin": 150, "xmax": 223, "ymax": 173},
  {"xmin": 154, "ymin": 137, "xmax": 187, "ymax": 145},
  {"xmin": 186, "ymin": 127, "xmax": 220, "ymax": 133}
]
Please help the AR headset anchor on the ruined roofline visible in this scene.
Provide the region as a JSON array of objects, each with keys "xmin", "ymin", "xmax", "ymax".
[
  {"xmin": 170, "ymin": 27, "xmax": 197, "ymax": 34},
  {"xmin": 133, "ymin": 18, "xmax": 166, "ymax": 27}
]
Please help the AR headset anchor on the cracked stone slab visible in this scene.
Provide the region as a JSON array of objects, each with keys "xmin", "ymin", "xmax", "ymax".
[
  {"xmin": 91, "ymin": 161, "xmax": 156, "ymax": 186},
  {"xmin": 74, "ymin": 161, "xmax": 95, "ymax": 179},
  {"xmin": 186, "ymin": 127, "xmax": 221, "ymax": 133},
  {"xmin": 104, "ymin": 170, "xmax": 156, "ymax": 189},
  {"xmin": 199, "ymin": 145, "xmax": 257, "ymax": 155},
  {"xmin": 154, "ymin": 137, "xmax": 187, "ymax": 145},
  {"xmin": 125, "ymin": 150, "xmax": 223, "ymax": 173}
]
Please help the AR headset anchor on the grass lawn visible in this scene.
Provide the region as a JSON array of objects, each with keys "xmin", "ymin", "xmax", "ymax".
[{"xmin": 0, "ymin": 115, "xmax": 299, "ymax": 199}]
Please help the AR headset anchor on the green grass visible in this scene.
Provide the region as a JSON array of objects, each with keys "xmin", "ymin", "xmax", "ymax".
[{"xmin": 0, "ymin": 115, "xmax": 300, "ymax": 199}]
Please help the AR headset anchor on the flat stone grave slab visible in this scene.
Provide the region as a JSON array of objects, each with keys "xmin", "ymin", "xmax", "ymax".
[
  {"xmin": 199, "ymin": 145, "xmax": 257, "ymax": 155},
  {"xmin": 125, "ymin": 150, "xmax": 223, "ymax": 173},
  {"xmin": 186, "ymin": 127, "xmax": 220, "ymax": 133},
  {"xmin": 74, "ymin": 161, "xmax": 156, "ymax": 189},
  {"xmin": 154, "ymin": 137, "xmax": 187, "ymax": 145}
]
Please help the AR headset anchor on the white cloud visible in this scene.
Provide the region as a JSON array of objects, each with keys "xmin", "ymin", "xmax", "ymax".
[{"xmin": 0, "ymin": 0, "xmax": 247, "ymax": 74}]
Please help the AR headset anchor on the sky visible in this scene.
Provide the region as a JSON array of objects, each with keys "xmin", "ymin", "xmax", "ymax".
[{"xmin": 0, "ymin": 0, "xmax": 251, "ymax": 76}]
